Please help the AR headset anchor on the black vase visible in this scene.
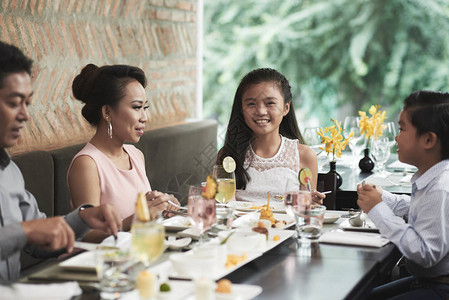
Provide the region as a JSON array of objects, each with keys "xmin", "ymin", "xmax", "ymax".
[
  {"xmin": 359, "ymin": 148, "xmax": 374, "ymax": 173},
  {"xmin": 328, "ymin": 161, "xmax": 342, "ymax": 188}
]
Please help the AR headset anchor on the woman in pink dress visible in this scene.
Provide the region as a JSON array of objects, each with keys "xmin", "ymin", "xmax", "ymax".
[{"xmin": 68, "ymin": 64, "xmax": 179, "ymax": 242}]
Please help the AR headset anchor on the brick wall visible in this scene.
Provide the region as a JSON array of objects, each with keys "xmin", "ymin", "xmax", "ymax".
[{"xmin": 0, "ymin": 0, "xmax": 199, "ymax": 155}]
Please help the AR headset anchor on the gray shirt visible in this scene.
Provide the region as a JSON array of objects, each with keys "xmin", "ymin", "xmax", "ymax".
[{"xmin": 0, "ymin": 148, "xmax": 90, "ymax": 282}]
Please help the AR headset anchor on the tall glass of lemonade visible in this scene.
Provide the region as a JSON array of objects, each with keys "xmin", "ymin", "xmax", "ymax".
[
  {"xmin": 212, "ymin": 165, "xmax": 236, "ymax": 205},
  {"xmin": 131, "ymin": 193, "xmax": 165, "ymax": 266}
]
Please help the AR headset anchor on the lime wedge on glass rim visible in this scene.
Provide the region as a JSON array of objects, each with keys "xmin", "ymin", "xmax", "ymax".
[
  {"xmin": 222, "ymin": 156, "xmax": 236, "ymax": 173},
  {"xmin": 299, "ymin": 167, "xmax": 313, "ymax": 186}
]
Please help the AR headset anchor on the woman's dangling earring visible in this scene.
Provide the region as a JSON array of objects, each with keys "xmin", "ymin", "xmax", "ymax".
[{"xmin": 107, "ymin": 120, "xmax": 113, "ymax": 139}]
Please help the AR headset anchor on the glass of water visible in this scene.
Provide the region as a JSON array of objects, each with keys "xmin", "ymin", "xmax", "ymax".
[{"xmin": 215, "ymin": 206, "xmax": 234, "ymax": 230}]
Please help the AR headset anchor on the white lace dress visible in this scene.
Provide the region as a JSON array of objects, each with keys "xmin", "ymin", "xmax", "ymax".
[{"xmin": 235, "ymin": 136, "xmax": 300, "ymax": 202}]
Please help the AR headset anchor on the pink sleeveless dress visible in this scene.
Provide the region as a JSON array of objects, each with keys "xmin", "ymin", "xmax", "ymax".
[{"xmin": 68, "ymin": 143, "xmax": 151, "ymax": 220}]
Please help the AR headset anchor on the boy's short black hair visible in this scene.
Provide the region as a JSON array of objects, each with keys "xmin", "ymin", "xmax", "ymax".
[
  {"xmin": 0, "ymin": 41, "xmax": 33, "ymax": 88},
  {"xmin": 404, "ymin": 90, "xmax": 449, "ymax": 159}
]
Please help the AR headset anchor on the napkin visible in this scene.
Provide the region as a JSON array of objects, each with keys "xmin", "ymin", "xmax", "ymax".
[
  {"xmin": 0, "ymin": 281, "xmax": 82, "ymax": 300},
  {"xmin": 319, "ymin": 231, "xmax": 390, "ymax": 248}
]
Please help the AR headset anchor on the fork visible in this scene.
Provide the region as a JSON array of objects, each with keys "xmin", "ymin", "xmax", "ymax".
[{"xmin": 168, "ymin": 199, "xmax": 187, "ymax": 210}]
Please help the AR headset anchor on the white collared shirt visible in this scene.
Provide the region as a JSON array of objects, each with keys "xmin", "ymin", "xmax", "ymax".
[{"xmin": 369, "ymin": 159, "xmax": 449, "ymax": 278}]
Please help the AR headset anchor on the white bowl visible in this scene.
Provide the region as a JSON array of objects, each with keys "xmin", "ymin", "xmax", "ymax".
[
  {"xmin": 169, "ymin": 252, "xmax": 216, "ymax": 278},
  {"xmin": 226, "ymin": 230, "xmax": 261, "ymax": 253},
  {"xmin": 323, "ymin": 213, "xmax": 340, "ymax": 224}
]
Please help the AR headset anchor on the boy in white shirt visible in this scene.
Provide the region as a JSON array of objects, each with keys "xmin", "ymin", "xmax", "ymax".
[{"xmin": 358, "ymin": 90, "xmax": 449, "ymax": 299}]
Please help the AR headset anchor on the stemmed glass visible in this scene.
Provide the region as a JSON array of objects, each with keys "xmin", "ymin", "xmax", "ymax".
[
  {"xmin": 303, "ymin": 127, "xmax": 323, "ymax": 155},
  {"xmin": 371, "ymin": 137, "xmax": 391, "ymax": 175},
  {"xmin": 188, "ymin": 185, "xmax": 216, "ymax": 245},
  {"xmin": 303, "ymin": 127, "xmax": 328, "ymax": 171},
  {"xmin": 371, "ymin": 122, "xmax": 397, "ymax": 175},
  {"xmin": 212, "ymin": 165, "xmax": 236, "ymax": 205},
  {"xmin": 344, "ymin": 116, "xmax": 365, "ymax": 169}
]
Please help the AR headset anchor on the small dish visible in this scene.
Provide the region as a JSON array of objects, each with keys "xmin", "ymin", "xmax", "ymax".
[
  {"xmin": 323, "ymin": 213, "xmax": 340, "ymax": 224},
  {"xmin": 226, "ymin": 230, "xmax": 262, "ymax": 253},
  {"xmin": 165, "ymin": 237, "xmax": 192, "ymax": 250},
  {"xmin": 169, "ymin": 252, "xmax": 217, "ymax": 278}
]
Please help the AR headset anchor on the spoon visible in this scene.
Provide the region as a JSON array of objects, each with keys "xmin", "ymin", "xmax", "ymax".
[{"xmin": 348, "ymin": 213, "xmax": 364, "ymax": 227}]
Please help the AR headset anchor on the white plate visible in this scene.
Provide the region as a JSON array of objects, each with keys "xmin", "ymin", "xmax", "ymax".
[
  {"xmin": 120, "ymin": 280, "xmax": 263, "ymax": 300},
  {"xmin": 323, "ymin": 213, "xmax": 340, "ymax": 224},
  {"xmin": 228, "ymin": 200, "xmax": 286, "ymax": 213},
  {"xmin": 339, "ymin": 218, "xmax": 379, "ymax": 233},
  {"xmin": 167, "ymin": 229, "xmax": 294, "ymax": 280},
  {"xmin": 59, "ymin": 251, "xmax": 98, "ymax": 272},
  {"xmin": 232, "ymin": 212, "xmax": 294, "ymax": 230},
  {"xmin": 163, "ymin": 216, "xmax": 191, "ymax": 231}
]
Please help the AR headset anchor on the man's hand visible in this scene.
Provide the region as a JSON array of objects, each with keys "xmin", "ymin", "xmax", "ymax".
[
  {"xmin": 357, "ymin": 183, "xmax": 383, "ymax": 213},
  {"xmin": 79, "ymin": 204, "xmax": 121, "ymax": 237},
  {"xmin": 146, "ymin": 190, "xmax": 180, "ymax": 218},
  {"xmin": 21, "ymin": 217, "xmax": 75, "ymax": 252}
]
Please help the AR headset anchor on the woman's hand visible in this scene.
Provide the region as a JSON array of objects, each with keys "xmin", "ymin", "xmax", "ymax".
[
  {"xmin": 146, "ymin": 190, "xmax": 180, "ymax": 218},
  {"xmin": 311, "ymin": 190, "xmax": 326, "ymax": 205}
]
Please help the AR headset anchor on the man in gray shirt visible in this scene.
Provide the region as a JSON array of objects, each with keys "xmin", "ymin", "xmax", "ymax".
[{"xmin": 0, "ymin": 41, "xmax": 122, "ymax": 282}]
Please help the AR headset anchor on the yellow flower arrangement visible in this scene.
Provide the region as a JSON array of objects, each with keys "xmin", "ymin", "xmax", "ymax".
[
  {"xmin": 317, "ymin": 119, "xmax": 353, "ymax": 162},
  {"xmin": 358, "ymin": 105, "xmax": 387, "ymax": 147}
]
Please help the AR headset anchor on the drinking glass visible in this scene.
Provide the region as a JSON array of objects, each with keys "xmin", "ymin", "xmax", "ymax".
[
  {"xmin": 130, "ymin": 217, "xmax": 166, "ymax": 267},
  {"xmin": 215, "ymin": 206, "xmax": 234, "ymax": 229},
  {"xmin": 188, "ymin": 186, "xmax": 217, "ymax": 245},
  {"xmin": 383, "ymin": 122, "xmax": 397, "ymax": 148},
  {"xmin": 96, "ymin": 249, "xmax": 134, "ymax": 299},
  {"xmin": 303, "ymin": 127, "xmax": 323, "ymax": 155},
  {"xmin": 212, "ymin": 165, "xmax": 236, "ymax": 205},
  {"xmin": 371, "ymin": 137, "xmax": 391, "ymax": 175},
  {"xmin": 284, "ymin": 190, "xmax": 311, "ymax": 238},
  {"xmin": 344, "ymin": 116, "xmax": 365, "ymax": 168}
]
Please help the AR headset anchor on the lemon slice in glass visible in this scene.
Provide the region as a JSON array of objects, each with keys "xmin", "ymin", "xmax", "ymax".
[
  {"xmin": 136, "ymin": 192, "xmax": 150, "ymax": 222},
  {"xmin": 222, "ymin": 156, "xmax": 236, "ymax": 173}
]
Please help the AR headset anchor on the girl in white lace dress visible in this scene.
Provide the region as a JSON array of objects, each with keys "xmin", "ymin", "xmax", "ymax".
[{"xmin": 217, "ymin": 68, "xmax": 325, "ymax": 204}]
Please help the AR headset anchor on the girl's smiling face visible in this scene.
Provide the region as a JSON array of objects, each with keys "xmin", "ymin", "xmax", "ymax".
[{"xmin": 241, "ymin": 82, "xmax": 290, "ymax": 138}]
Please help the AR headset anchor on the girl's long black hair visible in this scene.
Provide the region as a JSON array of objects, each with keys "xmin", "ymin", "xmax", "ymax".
[{"xmin": 217, "ymin": 68, "xmax": 304, "ymax": 189}]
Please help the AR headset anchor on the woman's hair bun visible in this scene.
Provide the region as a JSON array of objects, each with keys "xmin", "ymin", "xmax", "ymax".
[{"xmin": 72, "ymin": 63, "xmax": 99, "ymax": 102}]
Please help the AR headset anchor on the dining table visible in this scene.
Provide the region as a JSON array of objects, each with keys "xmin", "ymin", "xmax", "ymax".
[
  {"xmin": 19, "ymin": 210, "xmax": 401, "ymax": 300},
  {"xmin": 321, "ymin": 153, "xmax": 413, "ymax": 210}
]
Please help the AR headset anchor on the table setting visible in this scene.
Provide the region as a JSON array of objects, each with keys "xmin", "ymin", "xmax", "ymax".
[{"xmin": 19, "ymin": 156, "xmax": 400, "ymax": 300}]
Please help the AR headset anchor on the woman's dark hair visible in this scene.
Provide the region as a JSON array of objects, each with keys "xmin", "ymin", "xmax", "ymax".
[
  {"xmin": 72, "ymin": 64, "xmax": 147, "ymax": 126},
  {"xmin": 403, "ymin": 90, "xmax": 449, "ymax": 159},
  {"xmin": 217, "ymin": 68, "xmax": 304, "ymax": 189},
  {"xmin": 0, "ymin": 41, "xmax": 33, "ymax": 89}
]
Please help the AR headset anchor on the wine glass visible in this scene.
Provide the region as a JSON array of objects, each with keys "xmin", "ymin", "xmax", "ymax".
[
  {"xmin": 383, "ymin": 122, "xmax": 397, "ymax": 148},
  {"xmin": 303, "ymin": 127, "xmax": 323, "ymax": 155},
  {"xmin": 188, "ymin": 185, "xmax": 216, "ymax": 245},
  {"xmin": 344, "ymin": 116, "xmax": 365, "ymax": 168},
  {"xmin": 371, "ymin": 137, "xmax": 391, "ymax": 175},
  {"xmin": 212, "ymin": 165, "xmax": 236, "ymax": 205}
]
